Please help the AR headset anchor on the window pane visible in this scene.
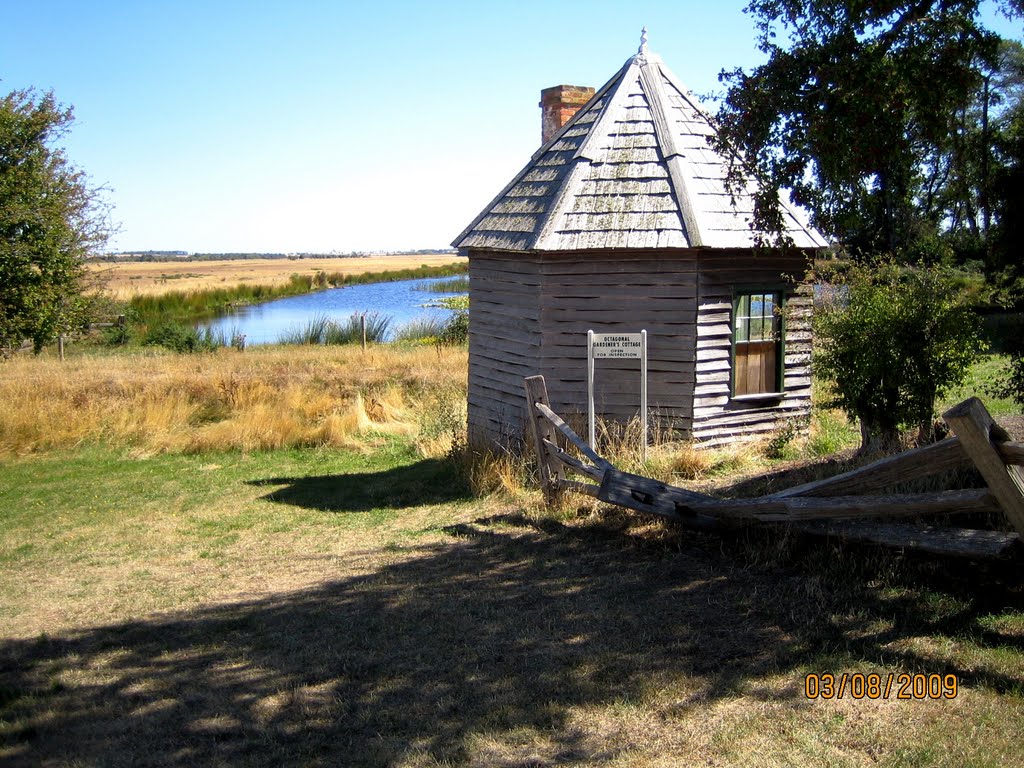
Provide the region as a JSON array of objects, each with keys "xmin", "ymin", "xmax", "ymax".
[
  {"xmin": 750, "ymin": 295, "xmax": 764, "ymax": 317},
  {"xmin": 733, "ymin": 291, "xmax": 783, "ymax": 395}
]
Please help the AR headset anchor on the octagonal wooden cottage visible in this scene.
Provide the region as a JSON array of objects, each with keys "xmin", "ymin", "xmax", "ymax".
[{"xmin": 453, "ymin": 39, "xmax": 827, "ymax": 450}]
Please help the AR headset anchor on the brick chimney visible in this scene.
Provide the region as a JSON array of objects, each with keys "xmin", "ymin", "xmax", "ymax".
[{"xmin": 539, "ymin": 85, "xmax": 595, "ymax": 144}]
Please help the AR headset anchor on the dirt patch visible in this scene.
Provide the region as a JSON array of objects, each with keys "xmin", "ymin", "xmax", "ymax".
[{"xmin": 998, "ymin": 414, "xmax": 1024, "ymax": 441}]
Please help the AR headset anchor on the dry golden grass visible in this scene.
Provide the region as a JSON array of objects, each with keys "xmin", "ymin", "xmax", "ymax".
[
  {"xmin": 0, "ymin": 344, "xmax": 467, "ymax": 457},
  {"xmin": 89, "ymin": 254, "xmax": 465, "ymax": 298}
]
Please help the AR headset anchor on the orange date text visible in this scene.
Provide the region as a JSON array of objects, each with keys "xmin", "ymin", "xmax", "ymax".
[{"xmin": 804, "ymin": 672, "xmax": 958, "ymax": 700}]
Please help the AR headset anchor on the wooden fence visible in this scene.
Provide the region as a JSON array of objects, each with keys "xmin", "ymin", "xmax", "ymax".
[
  {"xmin": 4, "ymin": 316, "xmax": 127, "ymax": 360},
  {"xmin": 524, "ymin": 375, "xmax": 1024, "ymax": 559}
]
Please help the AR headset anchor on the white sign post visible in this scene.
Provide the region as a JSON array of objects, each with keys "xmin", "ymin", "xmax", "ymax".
[{"xmin": 587, "ymin": 330, "xmax": 648, "ymax": 461}]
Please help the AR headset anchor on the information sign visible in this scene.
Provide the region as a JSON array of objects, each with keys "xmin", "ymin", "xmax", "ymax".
[
  {"xmin": 587, "ymin": 329, "xmax": 648, "ymax": 460},
  {"xmin": 591, "ymin": 333, "xmax": 643, "ymax": 359}
]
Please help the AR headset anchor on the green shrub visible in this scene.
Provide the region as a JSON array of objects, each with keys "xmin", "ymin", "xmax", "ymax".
[
  {"xmin": 764, "ymin": 422, "xmax": 798, "ymax": 460},
  {"xmin": 438, "ymin": 310, "xmax": 469, "ymax": 346},
  {"xmin": 998, "ymin": 317, "xmax": 1024, "ymax": 408},
  {"xmin": 142, "ymin": 323, "xmax": 225, "ymax": 353},
  {"xmin": 814, "ymin": 260, "xmax": 986, "ymax": 451}
]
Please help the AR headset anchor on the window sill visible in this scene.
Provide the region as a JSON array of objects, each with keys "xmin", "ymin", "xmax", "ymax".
[{"xmin": 731, "ymin": 392, "xmax": 785, "ymax": 403}]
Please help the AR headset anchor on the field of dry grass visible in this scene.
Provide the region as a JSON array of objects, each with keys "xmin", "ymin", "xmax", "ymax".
[
  {"xmin": 1, "ymin": 348, "xmax": 1023, "ymax": 766},
  {"xmin": 89, "ymin": 254, "xmax": 465, "ymax": 298},
  {"xmin": 0, "ymin": 345, "xmax": 468, "ymax": 457}
]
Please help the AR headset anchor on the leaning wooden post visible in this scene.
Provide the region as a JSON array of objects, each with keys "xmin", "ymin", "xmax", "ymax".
[
  {"xmin": 943, "ymin": 397, "xmax": 1024, "ymax": 536},
  {"xmin": 58, "ymin": 334, "xmax": 65, "ymax": 361},
  {"xmin": 524, "ymin": 375, "xmax": 565, "ymax": 504}
]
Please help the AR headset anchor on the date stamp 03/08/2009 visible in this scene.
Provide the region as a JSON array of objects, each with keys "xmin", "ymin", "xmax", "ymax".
[{"xmin": 804, "ymin": 673, "xmax": 959, "ymax": 700}]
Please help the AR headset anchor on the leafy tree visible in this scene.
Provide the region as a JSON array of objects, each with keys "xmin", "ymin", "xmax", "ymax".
[
  {"xmin": 714, "ymin": 0, "xmax": 1021, "ymax": 256},
  {"xmin": 0, "ymin": 88, "xmax": 112, "ymax": 353},
  {"xmin": 813, "ymin": 261, "xmax": 985, "ymax": 451}
]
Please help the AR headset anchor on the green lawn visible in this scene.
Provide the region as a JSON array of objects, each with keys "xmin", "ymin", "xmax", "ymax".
[{"xmin": 2, "ymin": 435, "xmax": 1023, "ymax": 766}]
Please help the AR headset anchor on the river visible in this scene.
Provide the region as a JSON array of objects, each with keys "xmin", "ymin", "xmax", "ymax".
[{"xmin": 198, "ymin": 277, "xmax": 465, "ymax": 345}]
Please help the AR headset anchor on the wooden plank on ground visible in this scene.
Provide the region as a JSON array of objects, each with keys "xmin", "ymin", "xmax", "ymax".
[
  {"xmin": 1000, "ymin": 442, "xmax": 1024, "ymax": 466},
  {"xmin": 542, "ymin": 438, "xmax": 604, "ymax": 480},
  {"xmin": 598, "ymin": 468, "xmax": 717, "ymax": 522},
  {"xmin": 791, "ymin": 521, "xmax": 1021, "ymax": 559},
  {"xmin": 598, "ymin": 467, "xmax": 997, "ymax": 522},
  {"xmin": 533, "ymin": 401, "xmax": 611, "ymax": 470},
  {"xmin": 769, "ymin": 438, "xmax": 971, "ymax": 499},
  {"xmin": 524, "ymin": 376, "xmax": 565, "ymax": 503},
  {"xmin": 943, "ymin": 397, "xmax": 1024, "ymax": 536},
  {"xmin": 557, "ymin": 479, "xmax": 602, "ymax": 498},
  {"xmin": 693, "ymin": 489, "xmax": 997, "ymax": 522}
]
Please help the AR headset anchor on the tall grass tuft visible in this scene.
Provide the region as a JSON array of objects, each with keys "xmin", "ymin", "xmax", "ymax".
[
  {"xmin": 142, "ymin": 323, "xmax": 231, "ymax": 353},
  {"xmin": 327, "ymin": 313, "xmax": 391, "ymax": 344},
  {"xmin": 413, "ymin": 276, "xmax": 470, "ymax": 293},
  {"xmin": 806, "ymin": 408, "xmax": 860, "ymax": 457},
  {"xmin": 277, "ymin": 313, "xmax": 392, "ymax": 345},
  {"xmin": 277, "ymin": 315, "xmax": 333, "ymax": 345},
  {"xmin": 393, "ymin": 315, "xmax": 448, "ymax": 343}
]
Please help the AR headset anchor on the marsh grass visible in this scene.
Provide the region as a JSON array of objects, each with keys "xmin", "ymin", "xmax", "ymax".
[
  {"xmin": 276, "ymin": 313, "xmax": 392, "ymax": 345},
  {"xmin": 126, "ymin": 263, "xmax": 469, "ymax": 326},
  {"xmin": 392, "ymin": 315, "xmax": 448, "ymax": 342},
  {"xmin": 129, "ymin": 275, "xmax": 313, "ymax": 326},
  {"xmin": 413, "ymin": 276, "xmax": 470, "ymax": 293}
]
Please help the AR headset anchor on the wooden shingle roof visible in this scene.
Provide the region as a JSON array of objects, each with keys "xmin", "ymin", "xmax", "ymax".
[{"xmin": 453, "ymin": 42, "xmax": 827, "ymax": 252}]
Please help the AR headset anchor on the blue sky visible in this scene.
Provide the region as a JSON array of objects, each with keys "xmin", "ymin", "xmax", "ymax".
[{"xmin": 2, "ymin": 1, "xmax": 1020, "ymax": 253}]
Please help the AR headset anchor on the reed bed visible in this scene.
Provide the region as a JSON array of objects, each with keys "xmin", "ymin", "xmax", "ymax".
[
  {"xmin": 0, "ymin": 345, "xmax": 468, "ymax": 457},
  {"xmin": 391, "ymin": 315, "xmax": 448, "ymax": 342},
  {"xmin": 413, "ymin": 276, "xmax": 470, "ymax": 293},
  {"xmin": 126, "ymin": 263, "xmax": 469, "ymax": 326},
  {"xmin": 276, "ymin": 313, "xmax": 392, "ymax": 345}
]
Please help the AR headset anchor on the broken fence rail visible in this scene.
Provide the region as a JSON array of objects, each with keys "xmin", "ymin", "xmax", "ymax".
[{"xmin": 523, "ymin": 375, "xmax": 1024, "ymax": 558}]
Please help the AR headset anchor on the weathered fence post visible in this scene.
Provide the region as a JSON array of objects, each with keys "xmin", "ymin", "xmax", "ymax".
[
  {"xmin": 58, "ymin": 334, "xmax": 65, "ymax": 361},
  {"xmin": 943, "ymin": 397, "xmax": 1024, "ymax": 536},
  {"xmin": 523, "ymin": 375, "xmax": 565, "ymax": 504}
]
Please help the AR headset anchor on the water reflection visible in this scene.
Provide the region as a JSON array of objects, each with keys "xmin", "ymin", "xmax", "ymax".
[{"xmin": 198, "ymin": 278, "xmax": 462, "ymax": 345}]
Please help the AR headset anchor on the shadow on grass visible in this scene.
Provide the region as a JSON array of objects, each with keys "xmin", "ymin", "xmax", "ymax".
[
  {"xmin": 1, "ymin": 513, "xmax": 1022, "ymax": 766},
  {"xmin": 247, "ymin": 457, "xmax": 472, "ymax": 512}
]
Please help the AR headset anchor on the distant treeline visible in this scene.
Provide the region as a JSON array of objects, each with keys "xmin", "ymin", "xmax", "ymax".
[
  {"xmin": 128, "ymin": 262, "xmax": 469, "ymax": 326},
  {"xmin": 93, "ymin": 249, "xmax": 460, "ymax": 263}
]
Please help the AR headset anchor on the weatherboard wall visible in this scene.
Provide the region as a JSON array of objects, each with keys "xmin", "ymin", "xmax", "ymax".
[
  {"xmin": 467, "ymin": 248, "xmax": 813, "ymax": 451},
  {"xmin": 536, "ymin": 250, "xmax": 698, "ymax": 437},
  {"xmin": 467, "ymin": 254, "xmax": 544, "ymax": 446},
  {"xmin": 690, "ymin": 251, "xmax": 813, "ymax": 445},
  {"xmin": 469, "ymin": 248, "xmax": 702, "ymax": 449}
]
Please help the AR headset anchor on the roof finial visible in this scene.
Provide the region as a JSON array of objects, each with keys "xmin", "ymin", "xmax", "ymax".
[{"xmin": 638, "ymin": 26, "xmax": 648, "ymax": 55}]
